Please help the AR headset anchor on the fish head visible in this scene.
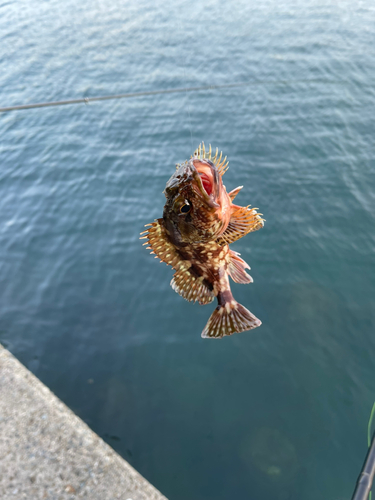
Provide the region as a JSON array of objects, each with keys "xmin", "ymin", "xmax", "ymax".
[{"xmin": 162, "ymin": 158, "xmax": 232, "ymax": 245}]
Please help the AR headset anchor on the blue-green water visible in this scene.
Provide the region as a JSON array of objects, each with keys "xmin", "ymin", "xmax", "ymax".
[{"xmin": 1, "ymin": 1, "xmax": 375, "ymax": 498}]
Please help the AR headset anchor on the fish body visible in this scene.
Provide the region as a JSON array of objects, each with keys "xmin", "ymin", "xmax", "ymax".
[{"xmin": 141, "ymin": 143, "xmax": 264, "ymax": 339}]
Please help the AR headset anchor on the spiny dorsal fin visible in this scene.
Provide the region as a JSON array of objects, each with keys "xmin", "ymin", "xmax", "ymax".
[
  {"xmin": 217, "ymin": 205, "xmax": 265, "ymax": 246},
  {"xmin": 192, "ymin": 142, "xmax": 229, "ymax": 176},
  {"xmin": 228, "ymin": 186, "xmax": 243, "ymax": 201},
  {"xmin": 228, "ymin": 250, "xmax": 253, "ymax": 284},
  {"xmin": 140, "ymin": 219, "xmax": 182, "ymax": 269},
  {"xmin": 171, "ymin": 268, "xmax": 214, "ymax": 305},
  {"xmin": 201, "ymin": 301, "xmax": 261, "ymax": 338}
]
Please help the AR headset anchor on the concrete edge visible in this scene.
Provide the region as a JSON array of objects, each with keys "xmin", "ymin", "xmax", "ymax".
[{"xmin": 0, "ymin": 343, "xmax": 168, "ymax": 500}]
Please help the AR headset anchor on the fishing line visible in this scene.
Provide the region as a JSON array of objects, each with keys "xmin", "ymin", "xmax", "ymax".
[
  {"xmin": 0, "ymin": 79, "xmax": 345, "ymax": 113},
  {"xmin": 184, "ymin": 74, "xmax": 194, "ymax": 152},
  {"xmin": 177, "ymin": 15, "xmax": 194, "ymax": 152}
]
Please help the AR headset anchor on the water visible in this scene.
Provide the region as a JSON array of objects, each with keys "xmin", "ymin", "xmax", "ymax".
[{"xmin": 1, "ymin": 0, "xmax": 375, "ymax": 498}]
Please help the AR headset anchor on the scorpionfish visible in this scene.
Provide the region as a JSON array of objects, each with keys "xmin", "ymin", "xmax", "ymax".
[{"xmin": 140, "ymin": 143, "xmax": 265, "ymax": 339}]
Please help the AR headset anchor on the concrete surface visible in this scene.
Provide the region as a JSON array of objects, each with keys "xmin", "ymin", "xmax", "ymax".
[{"xmin": 0, "ymin": 344, "xmax": 167, "ymax": 500}]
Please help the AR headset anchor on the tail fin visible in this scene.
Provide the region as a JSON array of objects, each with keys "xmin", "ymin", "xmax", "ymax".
[{"xmin": 201, "ymin": 301, "xmax": 261, "ymax": 339}]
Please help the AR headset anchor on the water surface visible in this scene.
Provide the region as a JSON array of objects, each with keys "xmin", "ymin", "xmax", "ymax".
[{"xmin": 1, "ymin": 1, "xmax": 375, "ymax": 498}]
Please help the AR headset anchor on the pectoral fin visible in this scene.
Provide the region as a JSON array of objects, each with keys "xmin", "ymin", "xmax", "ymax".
[
  {"xmin": 140, "ymin": 219, "xmax": 181, "ymax": 269},
  {"xmin": 141, "ymin": 221, "xmax": 214, "ymax": 305},
  {"xmin": 217, "ymin": 205, "xmax": 264, "ymax": 245}
]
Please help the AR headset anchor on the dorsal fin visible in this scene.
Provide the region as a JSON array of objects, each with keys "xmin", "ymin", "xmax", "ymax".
[
  {"xmin": 228, "ymin": 186, "xmax": 243, "ymax": 201},
  {"xmin": 192, "ymin": 142, "xmax": 229, "ymax": 176},
  {"xmin": 171, "ymin": 268, "xmax": 214, "ymax": 305},
  {"xmin": 228, "ymin": 250, "xmax": 253, "ymax": 284},
  {"xmin": 217, "ymin": 205, "xmax": 265, "ymax": 245}
]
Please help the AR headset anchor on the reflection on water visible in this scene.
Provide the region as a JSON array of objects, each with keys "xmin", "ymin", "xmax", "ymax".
[
  {"xmin": 242, "ymin": 427, "xmax": 298, "ymax": 500},
  {"xmin": 247, "ymin": 427, "xmax": 298, "ymax": 481}
]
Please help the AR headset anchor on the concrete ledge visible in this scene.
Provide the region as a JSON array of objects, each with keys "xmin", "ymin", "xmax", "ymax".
[{"xmin": 0, "ymin": 344, "xmax": 167, "ymax": 500}]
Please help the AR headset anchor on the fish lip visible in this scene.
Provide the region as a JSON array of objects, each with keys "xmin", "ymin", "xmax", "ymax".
[{"xmin": 190, "ymin": 159, "xmax": 220, "ymax": 209}]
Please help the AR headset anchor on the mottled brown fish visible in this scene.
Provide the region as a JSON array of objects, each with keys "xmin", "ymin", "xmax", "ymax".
[{"xmin": 140, "ymin": 143, "xmax": 265, "ymax": 339}]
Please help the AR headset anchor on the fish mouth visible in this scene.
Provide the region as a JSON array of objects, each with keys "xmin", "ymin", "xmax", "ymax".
[
  {"xmin": 190, "ymin": 159, "xmax": 220, "ymax": 209},
  {"xmin": 199, "ymin": 172, "xmax": 213, "ymax": 195}
]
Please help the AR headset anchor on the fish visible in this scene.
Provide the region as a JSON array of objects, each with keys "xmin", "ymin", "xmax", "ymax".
[{"xmin": 140, "ymin": 143, "xmax": 265, "ymax": 339}]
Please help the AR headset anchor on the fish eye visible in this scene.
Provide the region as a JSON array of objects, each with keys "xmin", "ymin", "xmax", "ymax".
[{"xmin": 180, "ymin": 202, "xmax": 191, "ymax": 214}]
